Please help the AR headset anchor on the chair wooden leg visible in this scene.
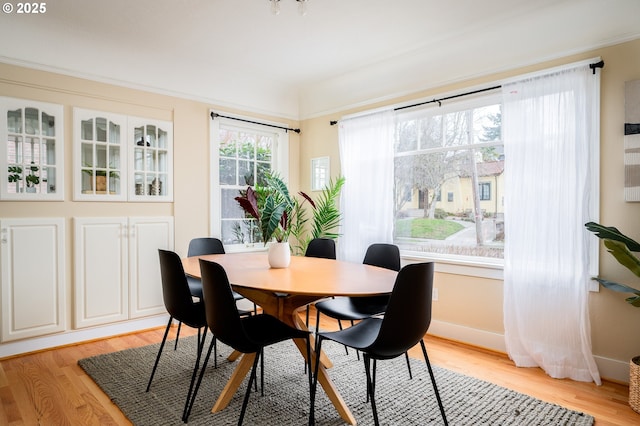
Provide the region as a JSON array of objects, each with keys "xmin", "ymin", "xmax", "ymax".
[
  {"xmin": 146, "ymin": 316, "xmax": 172, "ymax": 392},
  {"xmin": 420, "ymin": 339, "xmax": 448, "ymax": 426}
]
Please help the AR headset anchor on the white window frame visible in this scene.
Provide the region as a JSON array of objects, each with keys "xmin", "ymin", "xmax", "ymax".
[{"xmin": 209, "ymin": 112, "xmax": 289, "ymax": 252}]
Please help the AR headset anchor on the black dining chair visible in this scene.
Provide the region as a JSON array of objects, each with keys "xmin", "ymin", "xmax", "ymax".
[
  {"xmin": 310, "ymin": 262, "xmax": 448, "ymax": 426},
  {"xmin": 304, "ymin": 238, "xmax": 337, "ymax": 327},
  {"xmin": 177, "ymin": 238, "xmax": 255, "ymax": 349},
  {"xmin": 185, "ymin": 259, "xmax": 313, "ymax": 425},
  {"xmin": 147, "ymin": 249, "xmax": 212, "ymax": 423},
  {"xmin": 313, "ymin": 243, "xmax": 413, "ymax": 377}
]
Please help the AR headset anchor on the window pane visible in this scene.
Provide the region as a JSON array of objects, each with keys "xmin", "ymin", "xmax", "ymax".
[
  {"xmin": 219, "ymin": 158, "xmax": 237, "ymax": 185},
  {"xmin": 96, "ymin": 117, "xmax": 107, "ymax": 142},
  {"xmin": 238, "ymin": 134, "xmax": 255, "ymax": 160},
  {"xmin": 396, "ymin": 119, "xmax": 417, "ymax": 152},
  {"xmin": 419, "ymin": 115, "xmax": 443, "ymax": 149},
  {"xmin": 7, "ymin": 108, "xmax": 22, "ymax": 133},
  {"xmin": 257, "ymin": 135, "xmax": 273, "ymax": 161}
]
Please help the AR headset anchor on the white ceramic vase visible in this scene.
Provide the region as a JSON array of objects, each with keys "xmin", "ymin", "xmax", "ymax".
[{"xmin": 268, "ymin": 241, "xmax": 291, "ymax": 268}]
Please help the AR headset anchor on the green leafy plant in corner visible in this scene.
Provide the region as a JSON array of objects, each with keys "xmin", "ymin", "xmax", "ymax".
[{"xmin": 585, "ymin": 222, "xmax": 640, "ymax": 306}]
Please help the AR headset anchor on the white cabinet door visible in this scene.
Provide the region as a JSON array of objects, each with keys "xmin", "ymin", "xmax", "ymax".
[
  {"xmin": 128, "ymin": 117, "xmax": 173, "ymax": 202},
  {"xmin": 0, "ymin": 97, "xmax": 65, "ymax": 200},
  {"xmin": 129, "ymin": 217, "xmax": 174, "ymax": 318},
  {"xmin": 73, "ymin": 108, "xmax": 128, "ymax": 201},
  {"xmin": 0, "ymin": 218, "xmax": 66, "ymax": 342},
  {"xmin": 74, "ymin": 216, "xmax": 174, "ymax": 328},
  {"xmin": 74, "ymin": 217, "xmax": 128, "ymax": 328}
]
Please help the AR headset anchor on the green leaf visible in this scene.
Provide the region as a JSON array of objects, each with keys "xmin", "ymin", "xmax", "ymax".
[
  {"xmin": 593, "ymin": 277, "xmax": 640, "ymax": 294},
  {"xmin": 626, "ymin": 295, "xmax": 640, "ymax": 307},
  {"xmin": 311, "ymin": 176, "xmax": 345, "ymax": 239},
  {"xmin": 603, "ymin": 240, "xmax": 640, "ymax": 278},
  {"xmin": 261, "ymin": 195, "xmax": 286, "ymax": 243},
  {"xmin": 585, "ymin": 222, "xmax": 640, "ymax": 252}
]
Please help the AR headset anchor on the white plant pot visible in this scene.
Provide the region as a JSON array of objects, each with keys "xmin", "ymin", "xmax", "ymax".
[{"xmin": 268, "ymin": 241, "xmax": 291, "ymax": 268}]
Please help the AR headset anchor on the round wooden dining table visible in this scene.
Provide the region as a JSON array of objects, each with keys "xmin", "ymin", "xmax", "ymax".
[{"xmin": 182, "ymin": 251, "xmax": 398, "ymax": 425}]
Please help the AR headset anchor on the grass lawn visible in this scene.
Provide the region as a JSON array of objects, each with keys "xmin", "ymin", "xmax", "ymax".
[{"xmin": 395, "ymin": 217, "xmax": 465, "ymax": 240}]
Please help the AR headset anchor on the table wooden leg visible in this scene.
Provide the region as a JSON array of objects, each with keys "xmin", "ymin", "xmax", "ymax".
[{"xmin": 211, "ymin": 352, "xmax": 256, "ymax": 413}]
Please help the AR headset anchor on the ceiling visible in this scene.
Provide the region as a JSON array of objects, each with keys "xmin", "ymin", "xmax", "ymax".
[{"xmin": 1, "ymin": 0, "xmax": 639, "ymax": 119}]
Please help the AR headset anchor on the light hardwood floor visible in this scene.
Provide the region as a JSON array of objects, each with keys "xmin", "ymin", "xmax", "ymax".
[{"xmin": 0, "ymin": 312, "xmax": 637, "ymax": 425}]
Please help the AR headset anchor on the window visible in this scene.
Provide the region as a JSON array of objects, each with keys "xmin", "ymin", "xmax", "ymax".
[
  {"xmin": 210, "ymin": 114, "xmax": 289, "ymax": 248},
  {"xmin": 479, "ymin": 182, "xmax": 491, "ymax": 200},
  {"xmin": 394, "ymin": 94, "xmax": 504, "ymax": 260}
]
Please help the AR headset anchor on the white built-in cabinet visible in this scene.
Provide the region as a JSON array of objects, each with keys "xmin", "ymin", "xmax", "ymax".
[
  {"xmin": 74, "ymin": 216, "xmax": 174, "ymax": 328},
  {"xmin": 0, "ymin": 97, "xmax": 65, "ymax": 200},
  {"xmin": 0, "ymin": 218, "xmax": 66, "ymax": 342},
  {"xmin": 73, "ymin": 108, "xmax": 173, "ymax": 202}
]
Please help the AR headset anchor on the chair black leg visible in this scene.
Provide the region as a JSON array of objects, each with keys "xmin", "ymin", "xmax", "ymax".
[
  {"xmin": 420, "ymin": 340, "xmax": 448, "ymax": 426},
  {"xmin": 181, "ymin": 328, "xmax": 208, "ymax": 422},
  {"xmin": 404, "ymin": 351, "xmax": 413, "ymax": 379},
  {"xmin": 239, "ymin": 351, "xmax": 261, "ymax": 426},
  {"xmin": 174, "ymin": 321, "xmax": 182, "ymax": 350},
  {"xmin": 351, "ymin": 320, "xmax": 360, "ymax": 360},
  {"xmin": 183, "ymin": 335, "xmax": 217, "ymax": 422},
  {"xmin": 310, "ymin": 337, "xmax": 324, "ymax": 426},
  {"xmin": 147, "ymin": 316, "xmax": 172, "ymax": 392},
  {"xmin": 363, "ymin": 354, "xmax": 380, "ymax": 426},
  {"xmin": 260, "ymin": 348, "xmax": 264, "ymax": 396},
  {"xmin": 337, "ymin": 320, "xmax": 349, "ymax": 355}
]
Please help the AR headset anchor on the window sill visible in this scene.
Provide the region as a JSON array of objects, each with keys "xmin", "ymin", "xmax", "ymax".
[{"xmin": 401, "ymin": 250, "xmax": 504, "ymax": 280}]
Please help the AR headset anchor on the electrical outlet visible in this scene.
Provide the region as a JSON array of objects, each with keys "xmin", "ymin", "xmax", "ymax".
[{"xmin": 432, "ymin": 287, "xmax": 439, "ymax": 301}]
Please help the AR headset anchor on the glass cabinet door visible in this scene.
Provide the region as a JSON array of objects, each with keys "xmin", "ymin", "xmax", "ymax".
[
  {"xmin": 73, "ymin": 109, "xmax": 127, "ymax": 201},
  {"xmin": 1, "ymin": 98, "xmax": 64, "ymax": 200},
  {"xmin": 129, "ymin": 117, "xmax": 173, "ymax": 201}
]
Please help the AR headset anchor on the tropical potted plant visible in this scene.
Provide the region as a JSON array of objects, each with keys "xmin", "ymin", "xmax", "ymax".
[
  {"xmin": 235, "ymin": 173, "xmax": 345, "ymax": 267},
  {"xmin": 585, "ymin": 221, "xmax": 640, "ymax": 412},
  {"xmin": 235, "ymin": 173, "xmax": 295, "ymax": 267}
]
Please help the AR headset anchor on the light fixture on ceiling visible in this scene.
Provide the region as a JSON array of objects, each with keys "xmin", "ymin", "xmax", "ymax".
[{"xmin": 269, "ymin": 0, "xmax": 309, "ymax": 16}]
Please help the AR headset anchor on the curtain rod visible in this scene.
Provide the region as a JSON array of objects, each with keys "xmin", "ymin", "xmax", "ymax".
[
  {"xmin": 329, "ymin": 59, "xmax": 605, "ymax": 125},
  {"xmin": 211, "ymin": 112, "xmax": 300, "ymax": 134}
]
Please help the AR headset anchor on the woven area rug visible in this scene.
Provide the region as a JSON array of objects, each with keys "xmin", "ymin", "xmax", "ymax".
[{"xmin": 78, "ymin": 335, "xmax": 594, "ymax": 425}]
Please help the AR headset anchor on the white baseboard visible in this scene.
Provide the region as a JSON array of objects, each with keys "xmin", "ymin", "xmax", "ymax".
[
  {"xmin": 0, "ymin": 314, "xmax": 169, "ymax": 359},
  {"xmin": 428, "ymin": 319, "xmax": 507, "ymax": 353},
  {"xmin": 427, "ymin": 320, "xmax": 630, "ymax": 384}
]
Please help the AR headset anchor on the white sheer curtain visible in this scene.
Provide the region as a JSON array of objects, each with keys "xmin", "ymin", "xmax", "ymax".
[
  {"xmin": 337, "ymin": 110, "xmax": 395, "ymax": 262},
  {"xmin": 502, "ymin": 61, "xmax": 601, "ymax": 384}
]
